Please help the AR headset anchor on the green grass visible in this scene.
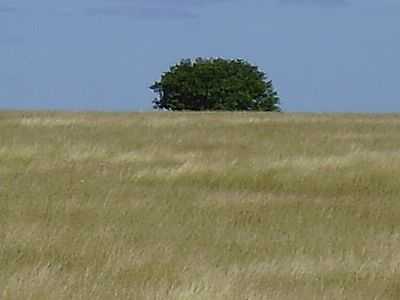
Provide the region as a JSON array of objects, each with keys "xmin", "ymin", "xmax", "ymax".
[{"xmin": 1, "ymin": 111, "xmax": 400, "ymax": 299}]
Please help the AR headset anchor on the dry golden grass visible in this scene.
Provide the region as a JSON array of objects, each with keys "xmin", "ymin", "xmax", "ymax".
[{"xmin": 1, "ymin": 111, "xmax": 400, "ymax": 299}]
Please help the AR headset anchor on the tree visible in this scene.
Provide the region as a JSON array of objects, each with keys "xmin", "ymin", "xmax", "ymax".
[{"xmin": 150, "ymin": 58, "xmax": 281, "ymax": 111}]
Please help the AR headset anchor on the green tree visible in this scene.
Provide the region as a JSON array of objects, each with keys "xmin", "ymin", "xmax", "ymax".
[{"xmin": 150, "ymin": 58, "xmax": 281, "ymax": 111}]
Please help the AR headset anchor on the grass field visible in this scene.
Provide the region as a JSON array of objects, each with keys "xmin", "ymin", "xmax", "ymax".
[{"xmin": 1, "ymin": 111, "xmax": 400, "ymax": 299}]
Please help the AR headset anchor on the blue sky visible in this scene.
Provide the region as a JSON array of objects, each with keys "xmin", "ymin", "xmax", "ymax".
[{"xmin": 1, "ymin": 0, "xmax": 399, "ymax": 112}]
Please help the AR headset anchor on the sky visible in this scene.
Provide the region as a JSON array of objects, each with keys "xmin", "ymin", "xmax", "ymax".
[{"xmin": 0, "ymin": 0, "xmax": 399, "ymax": 112}]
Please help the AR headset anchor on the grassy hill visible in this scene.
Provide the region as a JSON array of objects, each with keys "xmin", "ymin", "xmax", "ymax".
[{"xmin": 1, "ymin": 111, "xmax": 400, "ymax": 299}]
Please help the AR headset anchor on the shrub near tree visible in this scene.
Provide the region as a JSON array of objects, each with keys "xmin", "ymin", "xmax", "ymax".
[{"xmin": 150, "ymin": 58, "xmax": 281, "ymax": 111}]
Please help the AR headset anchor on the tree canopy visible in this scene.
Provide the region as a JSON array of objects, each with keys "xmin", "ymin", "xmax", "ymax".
[{"xmin": 150, "ymin": 58, "xmax": 280, "ymax": 111}]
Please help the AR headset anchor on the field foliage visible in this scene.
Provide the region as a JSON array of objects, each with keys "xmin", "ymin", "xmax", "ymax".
[{"xmin": 1, "ymin": 111, "xmax": 400, "ymax": 299}]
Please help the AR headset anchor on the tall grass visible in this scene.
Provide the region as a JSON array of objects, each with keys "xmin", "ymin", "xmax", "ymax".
[{"xmin": 1, "ymin": 111, "xmax": 400, "ymax": 299}]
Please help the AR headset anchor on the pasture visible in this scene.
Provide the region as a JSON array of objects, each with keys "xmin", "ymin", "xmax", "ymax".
[{"xmin": 1, "ymin": 111, "xmax": 400, "ymax": 299}]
